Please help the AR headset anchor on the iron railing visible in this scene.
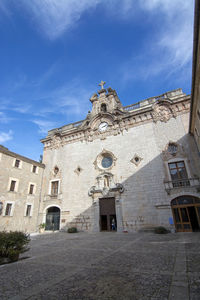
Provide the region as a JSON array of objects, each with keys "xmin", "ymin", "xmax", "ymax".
[{"xmin": 164, "ymin": 177, "xmax": 200, "ymax": 193}]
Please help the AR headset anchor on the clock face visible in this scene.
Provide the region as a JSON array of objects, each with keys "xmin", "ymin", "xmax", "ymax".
[{"xmin": 99, "ymin": 122, "xmax": 108, "ymax": 132}]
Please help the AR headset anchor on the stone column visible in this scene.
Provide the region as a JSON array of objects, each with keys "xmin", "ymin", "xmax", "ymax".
[
  {"xmin": 91, "ymin": 197, "xmax": 100, "ymax": 232},
  {"xmin": 115, "ymin": 195, "xmax": 123, "ymax": 232}
]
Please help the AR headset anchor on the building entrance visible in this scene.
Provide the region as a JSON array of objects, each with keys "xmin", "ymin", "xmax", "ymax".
[
  {"xmin": 99, "ymin": 197, "xmax": 117, "ymax": 231},
  {"xmin": 171, "ymin": 196, "xmax": 200, "ymax": 232},
  {"xmin": 45, "ymin": 206, "xmax": 60, "ymax": 231}
]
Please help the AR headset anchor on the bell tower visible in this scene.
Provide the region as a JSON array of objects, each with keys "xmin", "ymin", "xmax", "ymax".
[{"xmin": 89, "ymin": 81, "xmax": 123, "ymax": 116}]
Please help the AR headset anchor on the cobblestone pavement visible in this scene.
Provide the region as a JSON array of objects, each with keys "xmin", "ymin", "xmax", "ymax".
[{"xmin": 0, "ymin": 231, "xmax": 200, "ymax": 300}]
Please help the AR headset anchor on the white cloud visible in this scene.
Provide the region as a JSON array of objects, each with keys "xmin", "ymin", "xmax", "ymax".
[
  {"xmin": 0, "ymin": 0, "xmax": 194, "ymax": 84},
  {"xmin": 20, "ymin": 0, "xmax": 101, "ymax": 40},
  {"xmin": 32, "ymin": 119, "xmax": 57, "ymax": 134},
  {"xmin": 31, "ymin": 77, "xmax": 93, "ymax": 120},
  {"xmin": 121, "ymin": 0, "xmax": 193, "ymax": 82},
  {"xmin": 0, "ymin": 112, "xmax": 13, "ymax": 123},
  {"xmin": 141, "ymin": 0, "xmax": 191, "ymax": 14},
  {"xmin": 21, "ymin": 0, "xmax": 193, "ymax": 77},
  {"xmin": 12, "ymin": 105, "xmax": 32, "ymax": 114},
  {"xmin": 0, "ymin": 130, "xmax": 13, "ymax": 144}
]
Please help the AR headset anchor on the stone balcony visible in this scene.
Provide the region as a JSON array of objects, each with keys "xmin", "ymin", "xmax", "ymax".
[{"xmin": 164, "ymin": 178, "xmax": 200, "ymax": 195}]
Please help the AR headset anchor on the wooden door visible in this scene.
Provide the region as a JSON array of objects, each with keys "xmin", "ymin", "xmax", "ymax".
[
  {"xmin": 171, "ymin": 196, "xmax": 200, "ymax": 232},
  {"xmin": 99, "ymin": 198, "xmax": 117, "ymax": 231}
]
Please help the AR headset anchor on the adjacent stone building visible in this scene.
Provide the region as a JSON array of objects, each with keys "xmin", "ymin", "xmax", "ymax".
[
  {"xmin": 0, "ymin": 145, "xmax": 45, "ymax": 233},
  {"xmin": 39, "ymin": 85, "xmax": 200, "ymax": 233},
  {"xmin": 190, "ymin": 0, "xmax": 200, "ymax": 153}
]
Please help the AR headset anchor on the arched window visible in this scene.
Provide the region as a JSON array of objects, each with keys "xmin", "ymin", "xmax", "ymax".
[{"xmin": 101, "ymin": 103, "xmax": 107, "ymax": 112}]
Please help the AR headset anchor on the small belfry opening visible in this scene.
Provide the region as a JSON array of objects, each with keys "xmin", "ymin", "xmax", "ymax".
[
  {"xmin": 45, "ymin": 206, "xmax": 60, "ymax": 231},
  {"xmin": 101, "ymin": 103, "xmax": 107, "ymax": 112},
  {"xmin": 171, "ymin": 196, "xmax": 200, "ymax": 232}
]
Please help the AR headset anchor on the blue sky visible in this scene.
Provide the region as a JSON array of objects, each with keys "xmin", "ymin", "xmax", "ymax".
[{"xmin": 0, "ymin": 0, "xmax": 194, "ymax": 161}]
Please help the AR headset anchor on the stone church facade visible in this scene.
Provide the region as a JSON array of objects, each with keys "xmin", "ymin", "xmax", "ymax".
[{"xmin": 38, "ymin": 84, "xmax": 200, "ymax": 233}]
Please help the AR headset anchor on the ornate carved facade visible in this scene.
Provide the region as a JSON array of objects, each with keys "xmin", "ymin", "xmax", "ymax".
[
  {"xmin": 39, "ymin": 84, "xmax": 200, "ymax": 233},
  {"xmin": 41, "ymin": 87, "xmax": 190, "ymax": 150}
]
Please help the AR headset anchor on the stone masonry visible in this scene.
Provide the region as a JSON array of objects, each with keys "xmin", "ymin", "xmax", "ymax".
[
  {"xmin": 0, "ymin": 145, "xmax": 45, "ymax": 232},
  {"xmin": 39, "ymin": 86, "xmax": 200, "ymax": 232}
]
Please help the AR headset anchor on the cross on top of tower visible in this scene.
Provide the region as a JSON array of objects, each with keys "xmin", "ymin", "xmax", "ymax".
[{"xmin": 98, "ymin": 80, "xmax": 106, "ymax": 90}]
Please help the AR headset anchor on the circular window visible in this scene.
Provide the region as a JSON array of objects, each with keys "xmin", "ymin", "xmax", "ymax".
[{"xmin": 101, "ymin": 155, "xmax": 113, "ymax": 168}]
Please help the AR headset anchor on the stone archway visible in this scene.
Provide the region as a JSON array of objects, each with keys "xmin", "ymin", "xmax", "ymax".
[
  {"xmin": 45, "ymin": 206, "xmax": 60, "ymax": 231},
  {"xmin": 171, "ymin": 195, "xmax": 200, "ymax": 232}
]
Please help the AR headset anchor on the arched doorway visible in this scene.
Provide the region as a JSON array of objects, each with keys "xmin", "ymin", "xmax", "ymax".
[
  {"xmin": 171, "ymin": 196, "xmax": 200, "ymax": 232},
  {"xmin": 45, "ymin": 206, "xmax": 60, "ymax": 231}
]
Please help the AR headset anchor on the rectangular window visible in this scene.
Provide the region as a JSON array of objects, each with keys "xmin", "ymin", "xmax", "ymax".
[
  {"xmin": 168, "ymin": 161, "xmax": 190, "ymax": 187},
  {"xmin": 32, "ymin": 165, "xmax": 37, "ymax": 173},
  {"xmin": 29, "ymin": 184, "xmax": 34, "ymax": 194},
  {"xmin": 10, "ymin": 180, "xmax": 16, "ymax": 192},
  {"xmin": 5, "ymin": 203, "xmax": 12, "ymax": 216},
  {"xmin": 51, "ymin": 181, "xmax": 59, "ymax": 195},
  {"xmin": 15, "ymin": 159, "xmax": 20, "ymax": 168},
  {"xmin": 26, "ymin": 205, "xmax": 32, "ymax": 217}
]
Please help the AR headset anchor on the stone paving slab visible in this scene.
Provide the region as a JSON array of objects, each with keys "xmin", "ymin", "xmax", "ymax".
[
  {"xmin": 96, "ymin": 251, "xmax": 175, "ymax": 273},
  {"xmin": 28, "ymin": 268, "xmax": 171, "ymax": 300},
  {"xmin": 0, "ymin": 231, "xmax": 199, "ymax": 300}
]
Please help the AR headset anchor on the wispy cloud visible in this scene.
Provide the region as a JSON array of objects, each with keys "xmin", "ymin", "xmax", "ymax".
[
  {"xmin": 0, "ymin": 130, "xmax": 13, "ymax": 144},
  {"xmin": 30, "ymin": 78, "xmax": 93, "ymax": 118},
  {"xmin": 0, "ymin": 0, "xmax": 193, "ymax": 91},
  {"xmin": 12, "ymin": 105, "xmax": 32, "ymax": 114},
  {"xmin": 31, "ymin": 62, "xmax": 60, "ymax": 87},
  {"xmin": 121, "ymin": 0, "xmax": 193, "ymax": 82},
  {"xmin": 19, "ymin": 0, "xmax": 101, "ymax": 40},
  {"xmin": 32, "ymin": 119, "xmax": 57, "ymax": 134},
  {"xmin": 0, "ymin": 112, "xmax": 13, "ymax": 123}
]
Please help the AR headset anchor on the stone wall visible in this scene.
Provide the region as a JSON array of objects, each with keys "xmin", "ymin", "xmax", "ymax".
[
  {"xmin": 40, "ymin": 89, "xmax": 200, "ymax": 232},
  {"xmin": 0, "ymin": 146, "xmax": 44, "ymax": 233}
]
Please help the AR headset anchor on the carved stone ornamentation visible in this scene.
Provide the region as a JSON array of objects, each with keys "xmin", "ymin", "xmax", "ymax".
[
  {"xmin": 88, "ymin": 172, "xmax": 124, "ymax": 196},
  {"xmin": 152, "ymin": 104, "xmax": 176, "ymax": 123},
  {"xmin": 50, "ymin": 165, "xmax": 61, "ymax": 179},
  {"xmin": 41, "ymin": 89, "xmax": 189, "ymax": 151},
  {"xmin": 54, "ymin": 166, "xmax": 59, "ymax": 175},
  {"xmin": 90, "ymin": 93, "xmax": 98, "ymax": 103},
  {"xmin": 74, "ymin": 166, "xmax": 83, "ymax": 175},
  {"xmin": 162, "ymin": 141, "xmax": 186, "ymax": 161},
  {"xmin": 51, "ymin": 134, "xmax": 62, "ymax": 149},
  {"xmin": 130, "ymin": 154, "xmax": 143, "ymax": 166}
]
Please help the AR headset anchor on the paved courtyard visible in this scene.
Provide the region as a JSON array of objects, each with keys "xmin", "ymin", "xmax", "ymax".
[{"xmin": 0, "ymin": 231, "xmax": 200, "ymax": 300}]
